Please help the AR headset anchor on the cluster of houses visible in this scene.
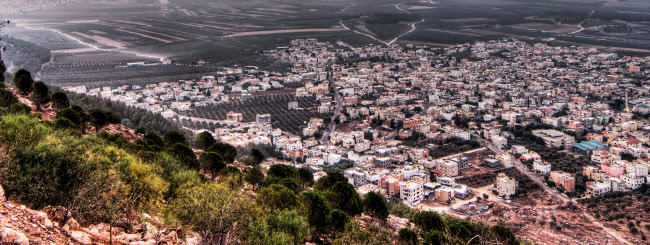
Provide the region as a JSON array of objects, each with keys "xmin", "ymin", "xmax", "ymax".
[{"xmin": 70, "ymin": 37, "xmax": 650, "ymax": 206}]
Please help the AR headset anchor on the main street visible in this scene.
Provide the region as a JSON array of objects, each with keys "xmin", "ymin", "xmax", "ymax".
[{"xmin": 320, "ymin": 63, "xmax": 343, "ymax": 145}]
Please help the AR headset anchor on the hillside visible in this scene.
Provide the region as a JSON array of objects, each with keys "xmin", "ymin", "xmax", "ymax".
[{"xmin": 0, "ymin": 64, "xmax": 526, "ymax": 245}]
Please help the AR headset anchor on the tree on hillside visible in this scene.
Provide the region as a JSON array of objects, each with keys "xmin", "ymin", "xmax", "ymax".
[
  {"xmin": 329, "ymin": 209, "xmax": 350, "ymax": 235},
  {"xmin": 200, "ymin": 152, "xmax": 226, "ymax": 180},
  {"xmin": 208, "ymin": 142, "xmax": 237, "ymax": 163},
  {"xmin": 424, "ymin": 231, "xmax": 448, "ymax": 245},
  {"xmin": 71, "ymin": 105, "xmax": 89, "ymax": 133},
  {"xmin": 163, "ymin": 131, "xmax": 187, "ymax": 147},
  {"xmin": 490, "ymin": 224, "xmax": 518, "ymax": 245},
  {"xmin": 32, "ymin": 81, "xmax": 48, "ymax": 111},
  {"xmin": 51, "ymin": 92, "xmax": 70, "ymax": 110},
  {"xmin": 56, "ymin": 108, "xmax": 81, "ymax": 126},
  {"xmin": 411, "ymin": 211, "xmax": 445, "ymax": 233},
  {"xmin": 244, "ymin": 167, "xmax": 265, "ymax": 190},
  {"xmin": 297, "ymin": 167, "xmax": 314, "ymax": 189},
  {"xmin": 167, "ymin": 143, "xmax": 199, "ymax": 170},
  {"xmin": 299, "ymin": 190, "xmax": 331, "ymax": 238},
  {"xmin": 397, "ymin": 228, "xmax": 418, "ymax": 245},
  {"xmin": 168, "ymin": 182, "xmax": 256, "ymax": 244},
  {"xmin": 326, "ymin": 182, "xmax": 363, "ymax": 216},
  {"xmin": 0, "ymin": 60, "xmax": 6, "ymax": 83},
  {"xmin": 88, "ymin": 109, "xmax": 108, "ymax": 133},
  {"xmin": 268, "ymin": 164, "xmax": 297, "ymax": 179},
  {"xmin": 0, "ymin": 88, "xmax": 18, "ymax": 108},
  {"xmin": 14, "ymin": 71, "xmax": 33, "ymax": 95},
  {"xmin": 251, "ymin": 148, "xmax": 265, "ymax": 166},
  {"xmin": 313, "ymin": 171, "xmax": 347, "ymax": 191},
  {"xmin": 257, "ymin": 183, "xmax": 297, "ymax": 211},
  {"xmin": 362, "ymin": 192, "xmax": 388, "ymax": 222},
  {"xmin": 144, "ymin": 132, "xmax": 165, "ymax": 150},
  {"xmin": 196, "ymin": 131, "xmax": 215, "ymax": 151},
  {"xmin": 247, "ymin": 209, "xmax": 308, "ymax": 245}
]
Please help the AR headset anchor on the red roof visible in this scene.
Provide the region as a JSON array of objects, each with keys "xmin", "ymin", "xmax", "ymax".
[{"xmin": 627, "ymin": 137, "xmax": 640, "ymax": 145}]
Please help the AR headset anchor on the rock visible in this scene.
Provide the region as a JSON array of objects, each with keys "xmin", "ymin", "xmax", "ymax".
[
  {"xmin": 159, "ymin": 231, "xmax": 178, "ymax": 244},
  {"xmin": 0, "ymin": 184, "xmax": 5, "ymax": 202},
  {"xmin": 70, "ymin": 231, "xmax": 92, "ymax": 245},
  {"xmin": 141, "ymin": 222, "xmax": 159, "ymax": 241},
  {"xmin": 65, "ymin": 217, "xmax": 80, "ymax": 231},
  {"xmin": 82, "ymin": 227, "xmax": 110, "ymax": 244},
  {"xmin": 114, "ymin": 232, "xmax": 142, "ymax": 244},
  {"xmin": 184, "ymin": 234, "xmax": 201, "ymax": 245},
  {"xmin": 33, "ymin": 211, "xmax": 54, "ymax": 228},
  {"xmin": 43, "ymin": 206, "xmax": 69, "ymax": 223},
  {"xmin": 129, "ymin": 239, "xmax": 156, "ymax": 245},
  {"xmin": 0, "ymin": 228, "xmax": 30, "ymax": 245}
]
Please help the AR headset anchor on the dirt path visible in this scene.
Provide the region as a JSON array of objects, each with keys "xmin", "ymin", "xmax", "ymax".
[
  {"xmin": 224, "ymin": 28, "xmax": 346, "ymax": 38},
  {"xmin": 396, "ymin": 2, "xmax": 411, "ymax": 15},
  {"xmin": 339, "ymin": 20, "xmax": 390, "ymax": 46}
]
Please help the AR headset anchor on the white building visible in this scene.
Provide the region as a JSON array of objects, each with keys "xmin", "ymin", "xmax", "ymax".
[
  {"xmin": 400, "ymin": 181, "xmax": 424, "ymax": 204},
  {"xmin": 344, "ymin": 170, "xmax": 367, "ymax": 187},
  {"xmin": 586, "ymin": 181, "xmax": 611, "ymax": 198},
  {"xmin": 533, "ymin": 161, "xmax": 552, "ymax": 175},
  {"xmin": 324, "ymin": 153, "xmax": 341, "ymax": 165},
  {"xmin": 496, "ymin": 173, "xmax": 518, "ymax": 198},
  {"xmin": 491, "ymin": 135, "xmax": 507, "ymax": 149}
]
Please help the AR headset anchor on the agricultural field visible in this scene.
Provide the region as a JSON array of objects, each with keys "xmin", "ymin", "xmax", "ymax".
[
  {"xmin": 457, "ymin": 167, "xmax": 541, "ymax": 196},
  {"xmin": 3, "ymin": 0, "xmax": 650, "ymax": 91},
  {"xmin": 182, "ymin": 90, "xmax": 321, "ymax": 135}
]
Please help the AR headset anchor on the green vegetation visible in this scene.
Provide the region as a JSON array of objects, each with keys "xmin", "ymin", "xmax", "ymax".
[
  {"xmin": 0, "ymin": 62, "xmax": 524, "ymax": 244},
  {"xmin": 65, "ymin": 90, "xmax": 186, "ymax": 136}
]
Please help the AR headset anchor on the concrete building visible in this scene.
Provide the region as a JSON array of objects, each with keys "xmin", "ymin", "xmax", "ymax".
[
  {"xmin": 434, "ymin": 187, "xmax": 455, "ymax": 203},
  {"xmin": 532, "ymin": 129, "xmax": 575, "ymax": 149},
  {"xmin": 550, "ymin": 171, "xmax": 576, "ymax": 192},
  {"xmin": 379, "ymin": 176, "xmax": 400, "ymax": 196},
  {"xmin": 533, "ymin": 161, "xmax": 552, "ymax": 175},
  {"xmin": 256, "ymin": 114, "xmax": 272, "ymax": 124},
  {"xmin": 400, "ymin": 181, "xmax": 424, "ymax": 204},
  {"xmin": 438, "ymin": 160, "xmax": 459, "ymax": 177},
  {"xmin": 344, "ymin": 170, "xmax": 367, "ymax": 187},
  {"xmin": 484, "ymin": 158, "xmax": 501, "ymax": 168},
  {"xmin": 495, "ymin": 173, "xmax": 518, "ymax": 198},
  {"xmin": 375, "ymin": 157, "xmax": 393, "ymax": 168},
  {"xmin": 586, "ymin": 181, "xmax": 611, "ymax": 198}
]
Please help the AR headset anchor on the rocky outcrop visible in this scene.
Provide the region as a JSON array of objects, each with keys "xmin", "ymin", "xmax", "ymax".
[
  {"xmin": 1, "ymin": 193, "xmax": 184, "ymax": 245},
  {"xmin": 0, "ymin": 184, "xmax": 5, "ymax": 202},
  {"xmin": 70, "ymin": 230, "xmax": 92, "ymax": 245},
  {"xmin": 0, "ymin": 199, "xmax": 71, "ymax": 244},
  {"xmin": 0, "ymin": 227, "xmax": 30, "ymax": 245}
]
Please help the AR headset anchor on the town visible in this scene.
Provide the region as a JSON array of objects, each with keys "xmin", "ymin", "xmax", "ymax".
[{"xmin": 66, "ymin": 38, "xmax": 650, "ymax": 243}]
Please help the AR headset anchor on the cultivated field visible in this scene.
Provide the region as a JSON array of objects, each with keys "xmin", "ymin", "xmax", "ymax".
[{"xmin": 183, "ymin": 90, "xmax": 321, "ymax": 135}]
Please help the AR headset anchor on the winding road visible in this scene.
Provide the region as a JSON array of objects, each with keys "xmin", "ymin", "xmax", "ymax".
[{"xmin": 338, "ymin": 3, "xmax": 423, "ymax": 46}]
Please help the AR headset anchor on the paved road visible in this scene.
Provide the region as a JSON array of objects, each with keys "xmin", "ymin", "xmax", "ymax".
[{"xmin": 320, "ymin": 63, "xmax": 343, "ymax": 145}]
